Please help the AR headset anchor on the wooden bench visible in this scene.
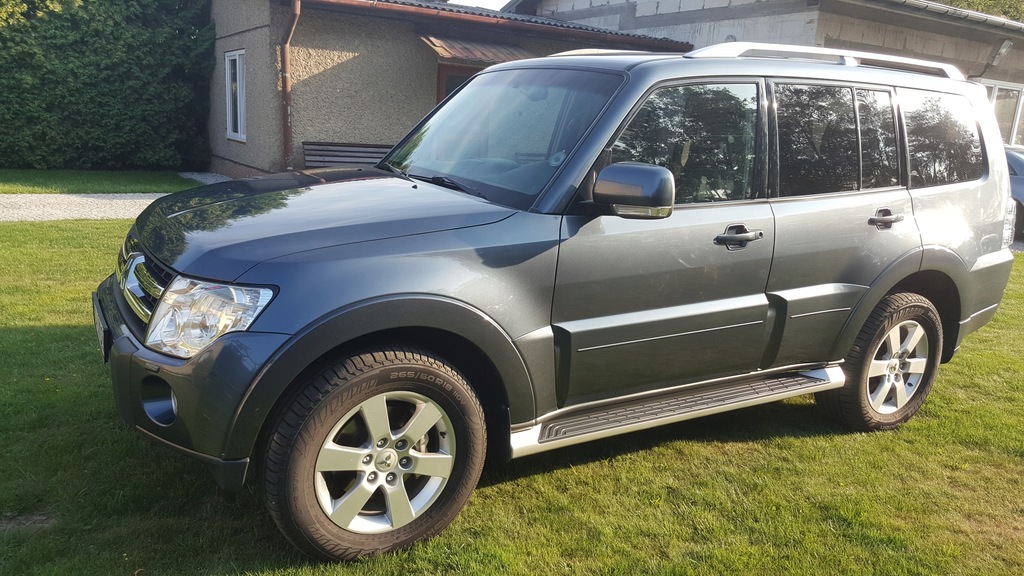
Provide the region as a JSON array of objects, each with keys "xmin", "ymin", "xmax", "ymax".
[{"xmin": 301, "ymin": 142, "xmax": 394, "ymax": 168}]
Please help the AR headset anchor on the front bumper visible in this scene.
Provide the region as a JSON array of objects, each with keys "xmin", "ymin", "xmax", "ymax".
[{"xmin": 93, "ymin": 274, "xmax": 289, "ymax": 491}]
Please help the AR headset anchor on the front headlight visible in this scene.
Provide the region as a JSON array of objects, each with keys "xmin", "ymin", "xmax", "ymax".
[{"xmin": 145, "ymin": 276, "xmax": 274, "ymax": 359}]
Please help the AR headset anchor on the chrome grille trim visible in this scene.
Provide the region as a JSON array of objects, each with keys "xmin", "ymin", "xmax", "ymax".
[{"xmin": 116, "ymin": 236, "xmax": 169, "ymax": 325}]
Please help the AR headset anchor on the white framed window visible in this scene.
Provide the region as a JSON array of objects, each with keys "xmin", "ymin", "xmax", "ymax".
[
  {"xmin": 225, "ymin": 50, "xmax": 246, "ymax": 141},
  {"xmin": 983, "ymin": 79, "xmax": 1024, "ymax": 146}
]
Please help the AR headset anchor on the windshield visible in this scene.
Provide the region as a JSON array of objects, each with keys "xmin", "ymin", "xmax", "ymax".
[{"xmin": 386, "ymin": 68, "xmax": 622, "ymax": 210}]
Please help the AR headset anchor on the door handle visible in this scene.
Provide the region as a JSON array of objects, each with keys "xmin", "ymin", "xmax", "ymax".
[
  {"xmin": 869, "ymin": 208, "xmax": 904, "ymax": 230},
  {"xmin": 714, "ymin": 225, "xmax": 764, "ymax": 250}
]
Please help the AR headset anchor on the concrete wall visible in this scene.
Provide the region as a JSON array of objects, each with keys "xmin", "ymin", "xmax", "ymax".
[
  {"xmin": 209, "ymin": 0, "xmax": 281, "ymax": 177},
  {"xmin": 532, "ymin": 0, "xmax": 820, "ymax": 48},
  {"xmin": 530, "ymin": 0, "xmax": 1024, "ymax": 84},
  {"xmin": 817, "ymin": 2, "xmax": 1024, "ymax": 83}
]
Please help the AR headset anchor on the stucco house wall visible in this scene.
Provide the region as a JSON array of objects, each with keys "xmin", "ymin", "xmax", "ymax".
[
  {"xmin": 207, "ymin": 0, "xmax": 689, "ymax": 177},
  {"xmin": 273, "ymin": 10, "xmax": 439, "ymax": 168},
  {"xmin": 209, "ymin": 0, "xmax": 283, "ymax": 177}
]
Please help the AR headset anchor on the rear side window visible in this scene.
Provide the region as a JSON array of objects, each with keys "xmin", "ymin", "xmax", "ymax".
[
  {"xmin": 776, "ymin": 84, "xmax": 859, "ymax": 195},
  {"xmin": 775, "ymin": 84, "xmax": 900, "ymax": 196},
  {"xmin": 612, "ymin": 83, "xmax": 759, "ymax": 204},
  {"xmin": 858, "ymin": 90, "xmax": 900, "ymax": 188},
  {"xmin": 899, "ymin": 89, "xmax": 984, "ymax": 187}
]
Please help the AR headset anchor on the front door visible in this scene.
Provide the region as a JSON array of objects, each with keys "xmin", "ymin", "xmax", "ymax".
[{"xmin": 551, "ymin": 81, "xmax": 773, "ymax": 407}]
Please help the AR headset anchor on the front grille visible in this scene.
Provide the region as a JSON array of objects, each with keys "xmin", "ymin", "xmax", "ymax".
[{"xmin": 116, "ymin": 235, "xmax": 172, "ymax": 325}]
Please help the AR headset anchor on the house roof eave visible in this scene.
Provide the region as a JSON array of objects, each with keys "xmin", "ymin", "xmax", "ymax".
[{"xmin": 303, "ymin": 0, "xmax": 693, "ymax": 51}]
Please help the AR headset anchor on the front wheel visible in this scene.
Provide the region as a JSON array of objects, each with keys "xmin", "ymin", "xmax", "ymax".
[
  {"xmin": 263, "ymin": 348, "xmax": 486, "ymax": 560},
  {"xmin": 816, "ymin": 293, "xmax": 943, "ymax": 431}
]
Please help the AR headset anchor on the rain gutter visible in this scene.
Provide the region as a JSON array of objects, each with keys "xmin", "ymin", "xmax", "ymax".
[{"xmin": 281, "ymin": 0, "xmax": 302, "ymax": 171}]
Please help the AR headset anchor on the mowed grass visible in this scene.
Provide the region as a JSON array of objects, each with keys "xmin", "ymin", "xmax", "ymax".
[
  {"xmin": 0, "ymin": 220, "xmax": 1022, "ymax": 575},
  {"xmin": 0, "ymin": 170, "xmax": 197, "ymax": 194}
]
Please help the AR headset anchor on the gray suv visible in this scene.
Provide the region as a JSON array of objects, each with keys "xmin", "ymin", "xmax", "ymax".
[{"xmin": 93, "ymin": 43, "xmax": 1016, "ymax": 560}]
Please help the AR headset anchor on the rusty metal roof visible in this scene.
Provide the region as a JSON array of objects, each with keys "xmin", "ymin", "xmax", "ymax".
[{"xmin": 420, "ymin": 35, "xmax": 537, "ymax": 64}]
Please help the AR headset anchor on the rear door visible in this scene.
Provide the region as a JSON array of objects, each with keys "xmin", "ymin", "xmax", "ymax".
[
  {"xmin": 764, "ymin": 82, "xmax": 921, "ymax": 367},
  {"xmin": 551, "ymin": 80, "xmax": 774, "ymax": 407}
]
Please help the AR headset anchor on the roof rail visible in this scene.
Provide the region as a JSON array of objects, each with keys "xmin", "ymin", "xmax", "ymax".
[
  {"xmin": 550, "ymin": 48, "xmax": 649, "ymax": 57},
  {"xmin": 686, "ymin": 42, "xmax": 965, "ymax": 81}
]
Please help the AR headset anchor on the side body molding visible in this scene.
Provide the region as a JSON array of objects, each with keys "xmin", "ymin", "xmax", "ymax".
[{"xmin": 219, "ymin": 295, "xmax": 536, "ymax": 460}]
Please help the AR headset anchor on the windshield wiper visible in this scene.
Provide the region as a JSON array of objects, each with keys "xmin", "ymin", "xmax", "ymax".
[
  {"xmin": 411, "ymin": 174, "xmax": 486, "ymax": 198},
  {"xmin": 377, "ymin": 162, "xmax": 414, "ymax": 183}
]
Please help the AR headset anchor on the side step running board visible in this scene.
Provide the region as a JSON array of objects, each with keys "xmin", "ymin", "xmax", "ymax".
[{"xmin": 510, "ymin": 366, "xmax": 844, "ymax": 458}]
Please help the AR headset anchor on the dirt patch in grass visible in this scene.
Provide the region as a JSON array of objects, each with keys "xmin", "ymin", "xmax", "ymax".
[{"xmin": 0, "ymin": 512, "xmax": 57, "ymax": 532}]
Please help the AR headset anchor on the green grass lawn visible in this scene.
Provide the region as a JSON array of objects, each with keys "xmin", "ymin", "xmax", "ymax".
[
  {"xmin": 0, "ymin": 170, "xmax": 197, "ymax": 194},
  {"xmin": 1, "ymin": 221, "xmax": 1022, "ymax": 575}
]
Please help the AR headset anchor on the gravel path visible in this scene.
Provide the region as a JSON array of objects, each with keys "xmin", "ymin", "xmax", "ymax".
[
  {"xmin": 0, "ymin": 193, "xmax": 169, "ymax": 221},
  {"xmin": 0, "ymin": 172, "xmax": 230, "ymax": 222}
]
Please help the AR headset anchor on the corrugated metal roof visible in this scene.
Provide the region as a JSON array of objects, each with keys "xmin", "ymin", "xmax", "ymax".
[{"xmin": 420, "ymin": 35, "xmax": 537, "ymax": 64}]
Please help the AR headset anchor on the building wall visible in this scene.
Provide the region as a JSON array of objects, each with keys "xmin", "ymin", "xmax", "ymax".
[
  {"xmin": 531, "ymin": 0, "xmax": 820, "ymax": 48},
  {"xmin": 278, "ymin": 10, "xmax": 439, "ymax": 167},
  {"xmin": 271, "ymin": 6, "xmax": 629, "ymax": 170},
  {"xmin": 816, "ymin": 3, "xmax": 1024, "ymax": 83},
  {"xmin": 529, "ymin": 0, "xmax": 1024, "ymax": 81},
  {"xmin": 207, "ymin": 1, "xmax": 688, "ymax": 176},
  {"xmin": 209, "ymin": 0, "xmax": 281, "ymax": 177}
]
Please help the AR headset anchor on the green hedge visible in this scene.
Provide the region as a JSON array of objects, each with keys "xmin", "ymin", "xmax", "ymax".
[{"xmin": 0, "ymin": 0, "xmax": 213, "ymax": 170}]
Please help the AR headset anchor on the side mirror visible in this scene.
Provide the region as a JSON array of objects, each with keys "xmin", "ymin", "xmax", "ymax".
[{"xmin": 593, "ymin": 162, "xmax": 674, "ymax": 219}]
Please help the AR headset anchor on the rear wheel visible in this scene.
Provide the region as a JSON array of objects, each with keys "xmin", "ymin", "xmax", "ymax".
[
  {"xmin": 263, "ymin": 348, "xmax": 486, "ymax": 560},
  {"xmin": 816, "ymin": 293, "xmax": 942, "ymax": 431}
]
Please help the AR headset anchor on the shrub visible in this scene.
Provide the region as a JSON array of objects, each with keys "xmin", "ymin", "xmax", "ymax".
[{"xmin": 0, "ymin": 0, "xmax": 214, "ymax": 170}]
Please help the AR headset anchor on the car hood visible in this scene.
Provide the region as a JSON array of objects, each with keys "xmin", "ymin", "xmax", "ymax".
[{"xmin": 134, "ymin": 167, "xmax": 515, "ymax": 280}]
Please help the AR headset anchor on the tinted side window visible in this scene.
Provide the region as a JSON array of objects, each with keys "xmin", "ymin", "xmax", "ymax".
[
  {"xmin": 776, "ymin": 84, "xmax": 858, "ymax": 196},
  {"xmin": 900, "ymin": 89, "xmax": 984, "ymax": 187},
  {"xmin": 858, "ymin": 90, "xmax": 899, "ymax": 189},
  {"xmin": 612, "ymin": 83, "xmax": 758, "ymax": 204}
]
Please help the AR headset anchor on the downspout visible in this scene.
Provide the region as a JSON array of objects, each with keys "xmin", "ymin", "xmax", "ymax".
[{"xmin": 281, "ymin": 0, "xmax": 301, "ymax": 171}]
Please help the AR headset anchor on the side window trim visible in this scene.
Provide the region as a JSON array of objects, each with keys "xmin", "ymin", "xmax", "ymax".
[
  {"xmin": 602, "ymin": 76, "xmax": 768, "ymax": 206},
  {"xmin": 855, "ymin": 86, "xmax": 902, "ymax": 190},
  {"xmin": 768, "ymin": 79, "xmax": 904, "ymax": 199}
]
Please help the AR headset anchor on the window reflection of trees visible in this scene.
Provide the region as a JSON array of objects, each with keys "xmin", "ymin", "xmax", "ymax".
[
  {"xmin": 776, "ymin": 84, "xmax": 858, "ymax": 196},
  {"xmin": 900, "ymin": 89, "xmax": 984, "ymax": 187},
  {"xmin": 612, "ymin": 84, "xmax": 757, "ymax": 203},
  {"xmin": 858, "ymin": 90, "xmax": 899, "ymax": 189}
]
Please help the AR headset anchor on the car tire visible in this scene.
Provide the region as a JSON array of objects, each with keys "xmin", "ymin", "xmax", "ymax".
[
  {"xmin": 816, "ymin": 293, "xmax": 942, "ymax": 431},
  {"xmin": 263, "ymin": 348, "xmax": 486, "ymax": 560}
]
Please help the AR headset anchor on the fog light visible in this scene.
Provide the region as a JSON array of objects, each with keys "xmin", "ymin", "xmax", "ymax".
[{"xmin": 140, "ymin": 377, "xmax": 177, "ymax": 427}]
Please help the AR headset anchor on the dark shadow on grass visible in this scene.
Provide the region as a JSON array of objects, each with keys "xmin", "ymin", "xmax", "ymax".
[{"xmin": 1, "ymin": 324, "xmax": 855, "ymax": 572}]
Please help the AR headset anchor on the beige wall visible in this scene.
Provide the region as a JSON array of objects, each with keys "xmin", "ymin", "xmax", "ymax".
[
  {"xmin": 210, "ymin": 0, "xmax": 281, "ymax": 177},
  {"xmin": 208, "ymin": 1, "xmax": 683, "ymax": 175},
  {"xmin": 282, "ymin": 11, "xmax": 438, "ymax": 166}
]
